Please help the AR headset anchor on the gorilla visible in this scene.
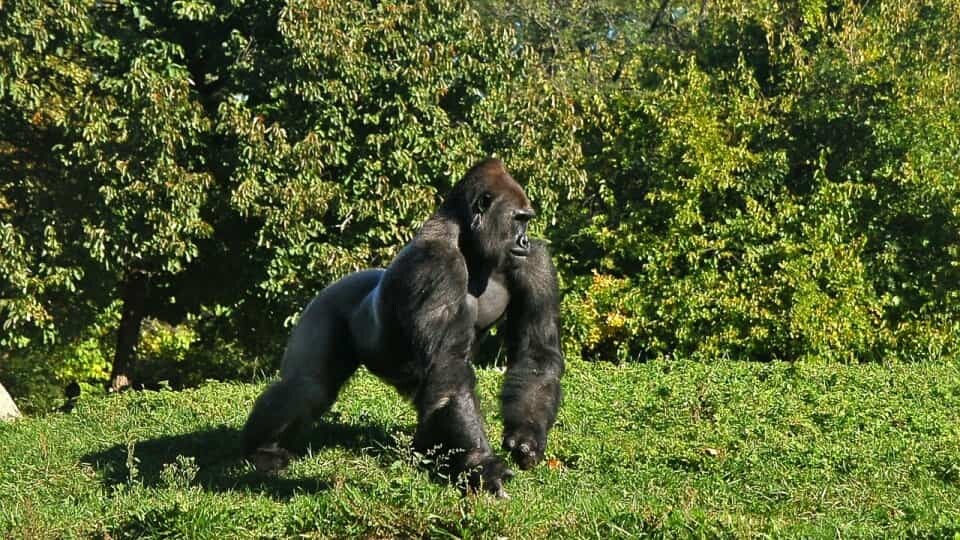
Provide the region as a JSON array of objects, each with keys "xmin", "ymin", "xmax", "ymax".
[{"xmin": 242, "ymin": 158, "xmax": 564, "ymax": 498}]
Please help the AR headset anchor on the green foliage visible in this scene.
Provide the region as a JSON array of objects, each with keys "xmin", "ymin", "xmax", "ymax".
[
  {"xmin": 219, "ymin": 0, "xmax": 584, "ymax": 320},
  {"xmin": 0, "ymin": 0, "xmax": 215, "ymax": 356},
  {"xmin": 0, "ymin": 304, "xmax": 116, "ymax": 413},
  {"xmin": 562, "ymin": 273, "xmax": 647, "ymax": 363},
  {"xmin": 139, "ymin": 319, "xmax": 198, "ymax": 366},
  {"xmin": 558, "ymin": 0, "xmax": 960, "ymax": 363},
  {"xmin": 133, "ymin": 318, "xmax": 198, "ymax": 386},
  {"xmin": 3, "ymin": 359, "xmax": 960, "ymax": 537},
  {"xmin": 4, "ymin": 0, "xmax": 960, "ymax": 394},
  {"xmin": 48, "ymin": 303, "xmax": 120, "ymax": 384},
  {"xmin": 133, "ymin": 314, "xmax": 265, "ymax": 389}
]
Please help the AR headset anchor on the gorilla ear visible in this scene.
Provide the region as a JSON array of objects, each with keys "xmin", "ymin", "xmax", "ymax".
[{"xmin": 470, "ymin": 192, "xmax": 493, "ymax": 231}]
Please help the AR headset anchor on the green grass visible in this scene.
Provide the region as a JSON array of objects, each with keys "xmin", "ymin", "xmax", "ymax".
[{"xmin": 2, "ymin": 359, "xmax": 960, "ymax": 538}]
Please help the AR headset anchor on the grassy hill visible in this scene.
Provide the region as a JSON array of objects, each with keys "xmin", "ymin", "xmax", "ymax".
[{"xmin": 2, "ymin": 359, "xmax": 960, "ymax": 538}]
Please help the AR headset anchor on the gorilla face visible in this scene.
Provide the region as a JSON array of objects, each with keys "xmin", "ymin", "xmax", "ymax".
[
  {"xmin": 507, "ymin": 206, "xmax": 535, "ymax": 258},
  {"xmin": 469, "ymin": 178, "xmax": 535, "ymax": 264},
  {"xmin": 438, "ymin": 158, "xmax": 536, "ymax": 265}
]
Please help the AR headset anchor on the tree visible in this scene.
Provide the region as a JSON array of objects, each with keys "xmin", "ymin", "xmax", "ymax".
[
  {"xmin": 537, "ymin": 0, "xmax": 960, "ymax": 363},
  {"xmin": 1, "ymin": 0, "xmax": 215, "ymax": 389},
  {"xmin": 215, "ymin": 0, "xmax": 587, "ymax": 323},
  {"xmin": 2, "ymin": 0, "xmax": 587, "ymax": 393}
]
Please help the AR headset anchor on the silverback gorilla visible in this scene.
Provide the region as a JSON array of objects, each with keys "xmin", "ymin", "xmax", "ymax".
[{"xmin": 242, "ymin": 158, "xmax": 564, "ymax": 498}]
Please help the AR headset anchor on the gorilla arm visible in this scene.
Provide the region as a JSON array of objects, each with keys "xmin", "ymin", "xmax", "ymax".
[
  {"xmin": 500, "ymin": 240, "xmax": 564, "ymax": 470},
  {"xmin": 379, "ymin": 239, "xmax": 512, "ymax": 497}
]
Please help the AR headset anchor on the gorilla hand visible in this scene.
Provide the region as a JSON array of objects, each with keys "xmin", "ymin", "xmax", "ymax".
[
  {"xmin": 502, "ymin": 426, "xmax": 546, "ymax": 471},
  {"xmin": 466, "ymin": 455, "xmax": 515, "ymax": 499}
]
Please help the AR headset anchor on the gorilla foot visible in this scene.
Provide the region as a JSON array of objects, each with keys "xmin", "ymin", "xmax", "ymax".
[{"xmin": 249, "ymin": 445, "xmax": 294, "ymax": 473}]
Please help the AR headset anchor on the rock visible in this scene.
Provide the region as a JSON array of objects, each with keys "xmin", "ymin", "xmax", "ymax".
[{"xmin": 0, "ymin": 382, "xmax": 21, "ymax": 421}]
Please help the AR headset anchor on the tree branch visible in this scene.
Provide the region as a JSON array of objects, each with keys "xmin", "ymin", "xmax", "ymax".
[{"xmin": 648, "ymin": 0, "xmax": 670, "ymax": 34}]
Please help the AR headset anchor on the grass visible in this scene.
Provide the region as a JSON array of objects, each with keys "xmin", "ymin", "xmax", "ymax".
[{"xmin": 2, "ymin": 358, "xmax": 960, "ymax": 538}]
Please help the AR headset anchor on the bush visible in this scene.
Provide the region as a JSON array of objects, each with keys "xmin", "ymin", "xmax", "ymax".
[
  {"xmin": 218, "ymin": 0, "xmax": 586, "ymax": 328},
  {"xmin": 4, "ymin": 0, "xmax": 960, "ymax": 381},
  {"xmin": 133, "ymin": 312, "xmax": 269, "ymax": 389},
  {"xmin": 559, "ymin": 1, "xmax": 960, "ymax": 363}
]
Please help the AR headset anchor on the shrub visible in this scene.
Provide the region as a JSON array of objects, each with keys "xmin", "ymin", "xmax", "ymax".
[{"xmin": 559, "ymin": 1, "xmax": 960, "ymax": 363}]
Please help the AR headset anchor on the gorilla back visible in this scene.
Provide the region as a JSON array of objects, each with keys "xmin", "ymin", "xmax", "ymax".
[{"xmin": 242, "ymin": 158, "xmax": 564, "ymax": 498}]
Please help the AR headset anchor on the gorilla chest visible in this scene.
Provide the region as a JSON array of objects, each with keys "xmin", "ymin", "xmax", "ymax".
[{"xmin": 467, "ymin": 274, "xmax": 510, "ymax": 331}]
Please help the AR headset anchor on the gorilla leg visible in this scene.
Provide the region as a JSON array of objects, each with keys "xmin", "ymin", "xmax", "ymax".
[
  {"xmin": 242, "ymin": 299, "xmax": 359, "ymax": 469},
  {"xmin": 242, "ymin": 370, "xmax": 356, "ymax": 450},
  {"xmin": 501, "ymin": 241, "xmax": 564, "ymax": 470}
]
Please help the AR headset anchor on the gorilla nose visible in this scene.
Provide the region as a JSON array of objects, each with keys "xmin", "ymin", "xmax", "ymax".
[{"xmin": 511, "ymin": 234, "xmax": 531, "ymax": 257}]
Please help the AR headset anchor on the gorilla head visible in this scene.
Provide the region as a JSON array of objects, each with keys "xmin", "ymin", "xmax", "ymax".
[{"xmin": 440, "ymin": 158, "xmax": 536, "ymax": 265}]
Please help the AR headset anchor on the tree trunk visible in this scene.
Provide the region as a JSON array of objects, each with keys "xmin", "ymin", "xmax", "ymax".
[
  {"xmin": 0, "ymin": 382, "xmax": 21, "ymax": 421},
  {"xmin": 109, "ymin": 269, "xmax": 148, "ymax": 392},
  {"xmin": 648, "ymin": 0, "xmax": 671, "ymax": 33}
]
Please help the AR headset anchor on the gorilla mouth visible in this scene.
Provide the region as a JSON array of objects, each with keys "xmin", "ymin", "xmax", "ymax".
[{"xmin": 510, "ymin": 246, "xmax": 530, "ymax": 257}]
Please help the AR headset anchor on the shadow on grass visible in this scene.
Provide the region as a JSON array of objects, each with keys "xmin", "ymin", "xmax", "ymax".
[{"xmin": 81, "ymin": 420, "xmax": 398, "ymax": 501}]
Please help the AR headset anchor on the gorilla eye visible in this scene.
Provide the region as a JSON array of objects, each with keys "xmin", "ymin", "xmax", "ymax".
[{"xmin": 477, "ymin": 192, "xmax": 493, "ymax": 211}]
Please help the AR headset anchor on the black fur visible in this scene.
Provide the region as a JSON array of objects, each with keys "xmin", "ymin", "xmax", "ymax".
[{"xmin": 242, "ymin": 158, "xmax": 564, "ymax": 497}]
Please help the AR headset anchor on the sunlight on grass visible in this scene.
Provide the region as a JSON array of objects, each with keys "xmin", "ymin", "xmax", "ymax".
[{"xmin": 1, "ymin": 359, "xmax": 960, "ymax": 538}]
